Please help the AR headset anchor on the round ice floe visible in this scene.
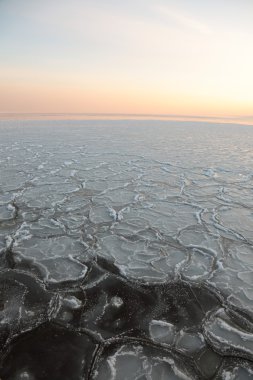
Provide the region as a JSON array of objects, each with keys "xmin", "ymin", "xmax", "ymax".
[
  {"xmin": 149, "ymin": 320, "xmax": 176, "ymax": 346},
  {"xmin": 11, "ymin": 236, "xmax": 89, "ymax": 285},
  {"xmin": 92, "ymin": 343, "xmax": 196, "ymax": 380},
  {"xmin": 203, "ymin": 308, "xmax": 253, "ymax": 360}
]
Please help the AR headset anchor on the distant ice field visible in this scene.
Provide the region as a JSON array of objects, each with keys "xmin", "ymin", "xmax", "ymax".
[{"xmin": 0, "ymin": 120, "xmax": 253, "ymax": 379}]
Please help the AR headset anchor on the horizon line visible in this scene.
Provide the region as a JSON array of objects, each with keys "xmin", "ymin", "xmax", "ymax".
[
  {"xmin": 0, "ymin": 112, "xmax": 252, "ymax": 119},
  {"xmin": 0, "ymin": 112, "xmax": 253, "ymax": 126}
]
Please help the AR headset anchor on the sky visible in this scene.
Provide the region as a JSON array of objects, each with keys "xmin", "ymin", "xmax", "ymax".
[{"xmin": 0, "ymin": 0, "xmax": 253, "ymax": 120}]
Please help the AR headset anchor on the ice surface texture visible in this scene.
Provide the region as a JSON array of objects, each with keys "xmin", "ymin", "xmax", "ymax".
[{"xmin": 0, "ymin": 120, "xmax": 253, "ymax": 379}]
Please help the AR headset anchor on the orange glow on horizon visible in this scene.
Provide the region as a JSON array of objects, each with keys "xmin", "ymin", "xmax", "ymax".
[{"xmin": 0, "ymin": 80, "xmax": 252, "ymax": 122}]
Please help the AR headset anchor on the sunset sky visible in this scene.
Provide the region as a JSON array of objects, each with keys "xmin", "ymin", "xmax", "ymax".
[{"xmin": 0, "ymin": 0, "xmax": 253, "ymax": 119}]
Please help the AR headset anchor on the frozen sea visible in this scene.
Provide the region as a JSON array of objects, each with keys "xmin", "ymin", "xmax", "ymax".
[{"xmin": 0, "ymin": 119, "xmax": 253, "ymax": 379}]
